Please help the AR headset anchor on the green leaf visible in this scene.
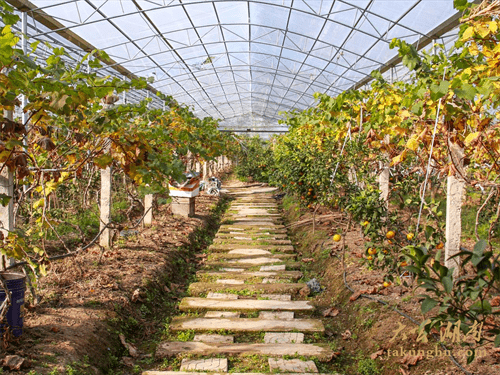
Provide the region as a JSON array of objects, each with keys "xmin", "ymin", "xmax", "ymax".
[
  {"xmin": 495, "ymin": 333, "xmax": 500, "ymax": 347},
  {"xmin": 466, "ymin": 349, "xmax": 476, "ymax": 364},
  {"xmin": 454, "ymin": 0, "xmax": 469, "ymax": 11},
  {"xmin": 473, "ymin": 239, "xmax": 488, "ymax": 257},
  {"xmin": 454, "ymin": 83, "xmax": 476, "ymax": 101},
  {"xmin": 442, "ymin": 276, "xmax": 453, "ymax": 294},
  {"xmin": 94, "ymin": 154, "xmax": 113, "ymax": 168},
  {"xmin": 0, "ymin": 193, "xmax": 11, "ymax": 206},
  {"xmin": 421, "ymin": 297, "xmax": 438, "ymax": 314}
]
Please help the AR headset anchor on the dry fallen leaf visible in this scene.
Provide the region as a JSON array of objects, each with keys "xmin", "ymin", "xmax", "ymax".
[
  {"xmin": 119, "ymin": 334, "xmax": 139, "ymax": 358},
  {"xmin": 299, "ymin": 286, "xmax": 311, "ymax": 297},
  {"xmin": 490, "ymin": 296, "xmax": 500, "ymax": 307},
  {"xmin": 122, "ymin": 356, "xmax": 134, "ymax": 367},
  {"xmin": 50, "ymin": 327, "xmax": 59, "ymax": 333},
  {"xmin": 349, "ymin": 291, "xmax": 361, "ymax": 302},
  {"xmin": 341, "ymin": 329, "xmax": 352, "ymax": 340},
  {"xmin": 301, "ymin": 258, "xmax": 315, "ymax": 263},
  {"xmin": 2, "ymin": 355, "xmax": 26, "ymax": 370},
  {"xmin": 131, "ymin": 289, "xmax": 142, "ymax": 303},
  {"xmin": 322, "ymin": 307, "xmax": 340, "ymax": 317},
  {"xmin": 399, "ymin": 368, "xmax": 409, "ymax": 375},
  {"xmin": 400, "ymin": 354, "xmax": 424, "ymax": 367},
  {"xmin": 370, "ymin": 349, "xmax": 385, "ymax": 359}
]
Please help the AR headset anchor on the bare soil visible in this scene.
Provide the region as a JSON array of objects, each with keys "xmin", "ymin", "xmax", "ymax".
[{"xmin": 0, "ymin": 189, "xmax": 228, "ymax": 374}]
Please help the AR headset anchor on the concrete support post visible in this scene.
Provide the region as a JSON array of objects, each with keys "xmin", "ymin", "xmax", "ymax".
[
  {"xmin": 379, "ymin": 135, "xmax": 390, "ymax": 206},
  {"xmin": 195, "ymin": 162, "xmax": 201, "ymax": 173},
  {"xmin": 100, "ymin": 165, "xmax": 112, "ymax": 247},
  {"xmin": 1, "ymin": 110, "xmax": 15, "ymax": 269},
  {"xmin": 378, "ymin": 163, "xmax": 390, "ymax": 204},
  {"xmin": 445, "ymin": 144, "xmax": 465, "ymax": 276},
  {"xmin": 203, "ymin": 161, "xmax": 208, "ymax": 181},
  {"xmin": 144, "ymin": 194, "xmax": 153, "ymax": 226}
]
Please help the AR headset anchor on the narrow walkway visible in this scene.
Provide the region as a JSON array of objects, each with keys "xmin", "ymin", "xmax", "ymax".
[{"xmin": 145, "ymin": 185, "xmax": 334, "ymax": 375}]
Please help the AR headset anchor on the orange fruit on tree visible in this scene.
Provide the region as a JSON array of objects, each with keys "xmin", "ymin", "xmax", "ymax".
[
  {"xmin": 383, "ymin": 281, "xmax": 391, "ymax": 288},
  {"xmin": 386, "ymin": 230, "xmax": 396, "ymax": 239},
  {"xmin": 362, "ymin": 221, "xmax": 369, "ymax": 226},
  {"xmin": 406, "ymin": 233, "xmax": 414, "ymax": 241},
  {"xmin": 400, "ymin": 261, "xmax": 408, "ymax": 267},
  {"xmin": 368, "ymin": 248, "xmax": 377, "ymax": 255},
  {"xmin": 333, "ymin": 234, "xmax": 342, "ymax": 242},
  {"xmin": 367, "ymin": 255, "xmax": 373, "ymax": 261},
  {"xmin": 436, "ymin": 242, "xmax": 444, "ymax": 249}
]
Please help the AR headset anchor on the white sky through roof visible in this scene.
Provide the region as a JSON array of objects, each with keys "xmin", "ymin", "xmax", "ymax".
[{"xmin": 12, "ymin": 0, "xmax": 459, "ymax": 131}]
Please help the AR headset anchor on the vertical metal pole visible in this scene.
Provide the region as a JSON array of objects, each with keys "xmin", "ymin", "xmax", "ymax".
[
  {"xmin": 21, "ymin": 12, "xmax": 28, "ymax": 129},
  {"xmin": 122, "ymin": 91, "xmax": 126, "ymax": 104}
]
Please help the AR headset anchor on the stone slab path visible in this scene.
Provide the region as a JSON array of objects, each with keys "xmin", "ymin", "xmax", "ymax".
[{"xmin": 145, "ymin": 184, "xmax": 339, "ymax": 375}]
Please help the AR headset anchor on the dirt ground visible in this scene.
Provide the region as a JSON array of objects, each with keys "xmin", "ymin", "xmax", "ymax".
[
  {"xmin": 0, "ymin": 181, "xmax": 229, "ymax": 374},
  {"xmin": 281, "ymin": 198, "xmax": 500, "ymax": 375}
]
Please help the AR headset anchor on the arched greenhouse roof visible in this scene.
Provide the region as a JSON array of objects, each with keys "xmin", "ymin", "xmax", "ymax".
[{"xmin": 6, "ymin": 0, "xmax": 464, "ymax": 134}]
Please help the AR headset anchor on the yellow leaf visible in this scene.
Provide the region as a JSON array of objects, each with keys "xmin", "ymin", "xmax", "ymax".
[
  {"xmin": 400, "ymin": 110, "xmax": 411, "ymax": 119},
  {"xmin": 489, "ymin": 21, "xmax": 498, "ymax": 34},
  {"xmin": 406, "ymin": 137, "xmax": 419, "ymax": 151},
  {"xmin": 462, "ymin": 26, "xmax": 474, "ymax": 40},
  {"xmin": 390, "ymin": 150, "xmax": 407, "ymax": 166},
  {"xmin": 477, "ymin": 24, "xmax": 490, "ymax": 38},
  {"xmin": 464, "ymin": 132, "xmax": 480, "ymax": 146},
  {"xmin": 33, "ymin": 198, "xmax": 45, "ymax": 209}
]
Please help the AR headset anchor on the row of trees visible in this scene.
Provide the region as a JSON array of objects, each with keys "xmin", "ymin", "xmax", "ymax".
[
  {"xmin": 240, "ymin": 0, "xmax": 500, "ymax": 359},
  {"xmin": 0, "ymin": 0, "xmax": 236, "ymax": 276}
]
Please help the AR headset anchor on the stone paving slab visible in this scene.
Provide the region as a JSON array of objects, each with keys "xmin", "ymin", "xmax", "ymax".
[
  {"xmin": 259, "ymin": 311, "xmax": 294, "ymax": 320},
  {"xmin": 264, "ymin": 332, "xmax": 304, "ymax": 344},
  {"xmin": 180, "ymin": 358, "xmax": 228, "ymax": 372},
  {"xmin": 196, "ymin": 270, "xmax": 303, "ymax": 281},
  {"xmin": 228, "ymin": 249, "xmax": 272, "ymax": 255},
  {"xmin": 156, "ymin": 342, "xmax": 334, "ymax": 361},
  {"xmin": 262, "ymin": 278, "xmax": 278, "ymax": 283},
  {"xmin": 210, "ymin": 242, "xmax": 293, "ymax": 250},
  {"xmin": 204, "ymin": 311, "xmax": 240, "ymax": 318},
  {"xmin": 260, "ymin": 265, "xmax": 287, "ymax": 271},
  {"xmin": 220, "ymin": 268, "xmax": 246, "ymax": 272},
  {"xmin": 210, "ymin": 244, "xmax": 295, "ymax": 253},
  {"xmin": 261, "ymin": 294, "xmax": 292, "ymax": 301},
  {"xmin": 206, "ymin": 292, "xmax": 238, "ymax": 300},
  {"xmin": 179, "ymin": 298, "xmax": 315, "ymax": 312},
  {"xmin": 206, "ymin": 261, "xmax": 301, "ymax": 270},
  {"xmin": 193, "ymin": 334, "xmax": 234, "ymax": 343},
  {"xmin": 215, "ymin": 279, "xmax": 245, "ymax": 284},
  {"xmin": 214, "ymin": 238, "xmax": 292, "ymax": 245},
  {"xmin": 188, "ymin": 283, "xmax": 306, "ymax": 296},
  {"xmin": 224, "ymin": 221, "xmax": 282, "ymax": 226},
  {"xmin": 268, "ymin": 359, "xmax": 318, "ymax": 373},
  {"xmin": 211, "ymin": 253, "xmax": 294, "ymax": 261},
  {"xmin": 219, "ymin": 226, "xmax": 287, "ymax": 233},
  {"xmin": 232, "ymin": 236, "xmax": 253, "ymax": 240},
  {"xmin": 228, "ymin": 257, "xmax": 285, "ymax": 265},
  {"xmin": 170, "ymin": 317, "xmax": 323, "ymax": 333},
  {"xmin": 216, "ymin": 234, "xmax": 289, "ymax": 240}
]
